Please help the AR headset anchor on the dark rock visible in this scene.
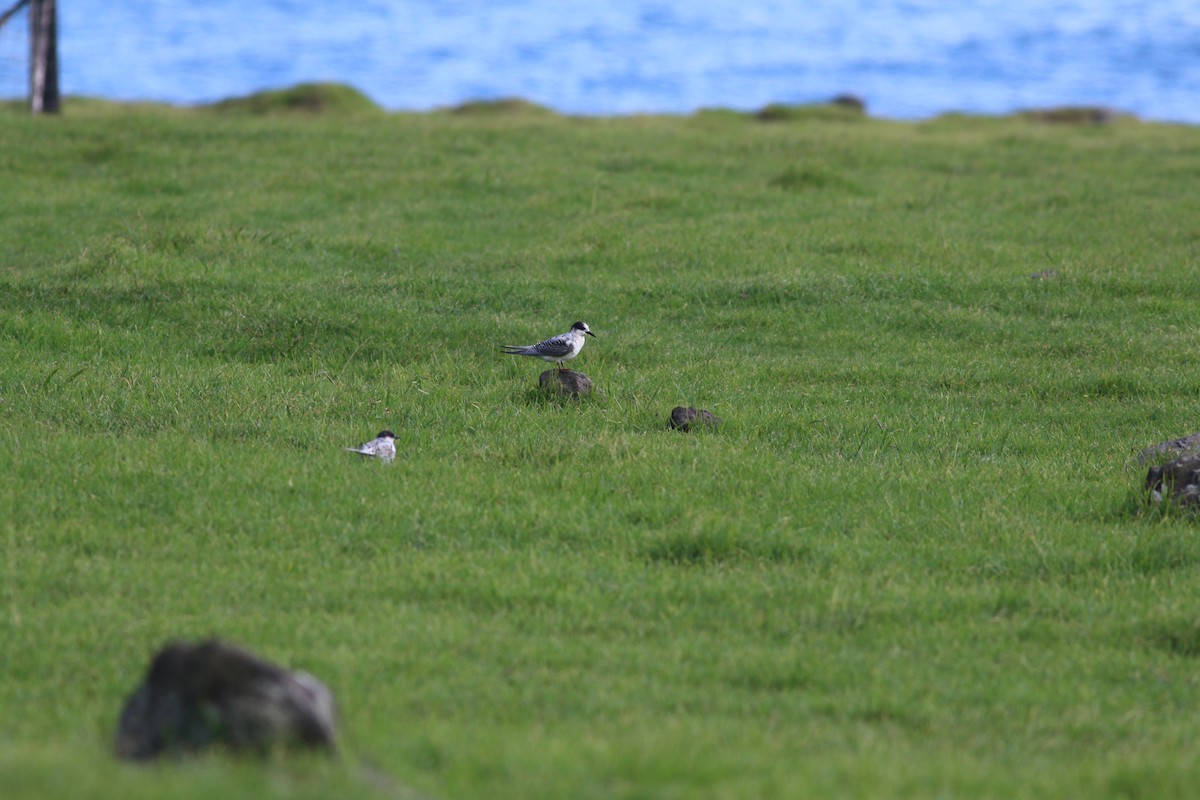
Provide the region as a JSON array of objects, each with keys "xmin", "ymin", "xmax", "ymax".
[
  {"xmin": 830, "ymin": 93, "xmax": 866, "ymax": 112},
  {"xmin": 1021, "ymin": 106, "xmax": 1118, "ymax": 125},
  {"xmin": 668, "ymin": 406, "xmax": 722, "ymax": 432},
  {"xmin": 114, "ymin": 639, "xmax": 337, "ymax": 761},
  {"xmin": 539, "ymin": 369, "xmax": 593, "ymax": 397},
  {"xmin": 1028, "ymin": 269, "xmax": 1058, "ymax": 280},
  {"xmin": 1146, "ymin": 452, "xmax": 1200, "ymax": 506},
  {"xmin": 1138, "ymin": 432, "xmax": 1200, "ymax": 464}
]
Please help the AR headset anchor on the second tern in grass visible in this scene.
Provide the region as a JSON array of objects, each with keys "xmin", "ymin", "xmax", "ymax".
[{"xmin": 346, "ymin": 430, "xmax": 397, "ymax": 463}]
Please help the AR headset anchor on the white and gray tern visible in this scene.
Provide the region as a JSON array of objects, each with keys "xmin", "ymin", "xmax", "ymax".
[
  {"xmin": 501, "ymin": 321, "xmax": 596, "ymax": 370},
  {"xmin": 346, "ymin": 430, "xmax": 397, "ymax": 462}
]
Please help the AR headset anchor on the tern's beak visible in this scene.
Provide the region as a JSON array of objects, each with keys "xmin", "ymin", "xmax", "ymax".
[{"xmin": 585, "ymin": 330, "xmax": 597, "ymax": 337}]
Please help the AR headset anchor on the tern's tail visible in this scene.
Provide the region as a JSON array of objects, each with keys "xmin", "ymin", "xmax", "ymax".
[{"xmin": 500, "ymin": 345, "xmax": 536, "ymax": 356}]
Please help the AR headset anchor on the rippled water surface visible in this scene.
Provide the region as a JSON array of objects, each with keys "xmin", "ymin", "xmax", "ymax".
[{"xmin": 1, "ymin": 1, "xmax": 1197, "ymax": 120}]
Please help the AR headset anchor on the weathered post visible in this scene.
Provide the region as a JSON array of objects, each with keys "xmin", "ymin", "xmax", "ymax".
[{"xmin": 29, "ymin": 0, "xmax": 59, "ymax": 114}]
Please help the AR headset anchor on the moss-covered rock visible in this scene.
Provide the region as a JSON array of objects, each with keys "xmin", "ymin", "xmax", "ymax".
[
  {"xmin": 207, "ymin": 82, "xmax": 383, "ymax": 116},
  {"xmin": 756, "ymin": 101, "xmax": 867, "ymax": 123},
  {"xmin": 445, "ymin": 97, "xmax": 556, "ymax": 117}
]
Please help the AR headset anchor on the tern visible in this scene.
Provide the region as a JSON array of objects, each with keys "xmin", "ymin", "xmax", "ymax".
[
  {"xmin": 501, "ymin": 321, "xmax": 596, "ymax": 371},
  {"xmin": 345, "ymin": 430, "xmax": 397, "ymax": 462}
]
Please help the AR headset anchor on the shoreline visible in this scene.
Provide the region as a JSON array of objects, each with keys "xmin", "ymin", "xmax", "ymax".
[{"xmin": 2, "ymin": 82, "xmax": 1184, "ymax": 126}]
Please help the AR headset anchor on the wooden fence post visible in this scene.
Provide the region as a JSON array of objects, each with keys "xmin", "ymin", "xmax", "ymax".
[{"xmin": 29, "ymin": 0, "xmax": 58, "ymax": 113}]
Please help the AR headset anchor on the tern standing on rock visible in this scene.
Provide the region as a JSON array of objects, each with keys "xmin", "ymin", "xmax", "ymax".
[
  {"xmin": 501, "ymin": 321, "xmax": 596, "ymax": 371},
  {"xmin": 346, "ymin": 430, "xmax": 397, "ymax": 462}
]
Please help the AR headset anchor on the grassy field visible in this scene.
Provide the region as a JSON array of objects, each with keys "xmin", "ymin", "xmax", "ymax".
[{"xmin": 3, "ymin": 85, "xmax": 1200, "ymax": 798}]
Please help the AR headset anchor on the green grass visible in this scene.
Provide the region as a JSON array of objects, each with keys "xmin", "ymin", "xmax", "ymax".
[{"xmin": 3, "ymin": 89, "xmax": 1200, "ymax": 799}]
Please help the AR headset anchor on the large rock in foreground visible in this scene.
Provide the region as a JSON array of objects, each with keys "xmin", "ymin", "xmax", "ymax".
[
  {"xmin": 539, "ymin": 369, "xmax": 593, "ymax": 397},
  {"xmin": 114, "ymin": 639, "xmax": 337, "ymax": 761},
  {"xmin": 1138, "ymin": 432, "xmax": 1200, "ymax": 464}
]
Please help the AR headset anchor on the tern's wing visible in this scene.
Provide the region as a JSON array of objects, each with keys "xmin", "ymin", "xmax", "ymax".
[{"xmin": 533, "ymin": 335, "xmax": 573, "ymax": 358}]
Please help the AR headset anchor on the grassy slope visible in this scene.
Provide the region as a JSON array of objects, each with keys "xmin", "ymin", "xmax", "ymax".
[{"xmin": 2, "ymin": 97, "xmax": 1200, "ymax": 798}]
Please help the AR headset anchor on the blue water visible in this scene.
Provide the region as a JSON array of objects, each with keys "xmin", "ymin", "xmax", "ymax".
[{"xmin": 1, "ymin": 1, "xmax": 1198, "ymax": 121}]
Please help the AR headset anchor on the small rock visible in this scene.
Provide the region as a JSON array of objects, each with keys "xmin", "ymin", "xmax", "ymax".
[
  {"xmin": 114, "ymin": 639, "xmax": 337, "ymax": 761},
  {"xmin": 539, "ymin": 369, "xmax": 593, "ymax": 397},
  {"xmin": 1146, "ymin": 452, "xmax": 1200, "ymax": 506},
  {"xmin": 668, "ymin": 406, "xmax": 722, "ymax": 432},
  {"xmin": 1028, "ymin": 269, "xmax": 1058, "ymax": 280},
  {"xmin": 1138, "ymin": 432, "xmax": 1200, "ymax": 464}
]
